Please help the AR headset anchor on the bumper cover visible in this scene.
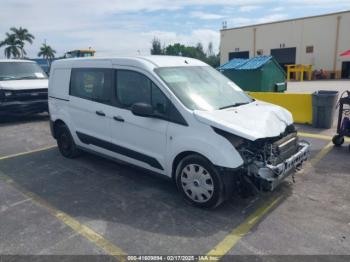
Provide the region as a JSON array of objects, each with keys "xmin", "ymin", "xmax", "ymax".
[
  {"xmin": 257, "ymin": 141, "xmax": 310, "ymax": 191},
  {"xmin": 0, "ymin": 100, "xmax": 48, "ymax": 116}
]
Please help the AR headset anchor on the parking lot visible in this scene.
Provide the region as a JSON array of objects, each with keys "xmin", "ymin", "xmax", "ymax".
[{"xmin": 0, "ymin": 113, "xmax": 349, "ymax": 261}]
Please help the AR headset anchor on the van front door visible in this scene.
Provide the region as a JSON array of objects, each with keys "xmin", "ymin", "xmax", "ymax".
[{"xmin": 110, "ymin": 69, "xmax": 169, "ymax": 173}]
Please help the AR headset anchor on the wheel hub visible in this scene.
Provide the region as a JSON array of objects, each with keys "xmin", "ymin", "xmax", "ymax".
[{"xmin": 180, "ymin": 164, "xmax": 214, "ymax": 203}]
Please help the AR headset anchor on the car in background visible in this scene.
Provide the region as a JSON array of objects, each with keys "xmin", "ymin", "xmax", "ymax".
[{"xmin": 0, "ymin": 60, "xmax": 48, "ymax": 116}]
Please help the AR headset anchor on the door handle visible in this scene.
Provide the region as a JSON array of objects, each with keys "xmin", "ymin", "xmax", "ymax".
[
  {"xmin": 96, "ymin": 110, "xmax": 106, "ymax": 116},
  {"xmin": 113, "ymin": 116, "xmax": 124, "ymax": 122}
]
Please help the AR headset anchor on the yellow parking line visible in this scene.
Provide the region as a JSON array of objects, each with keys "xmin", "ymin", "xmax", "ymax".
[
  {"xmin": 299, "ymin": 132, "xmax": 350, "ymax": 142},
  {"xmin": 203, "ymin": 195, "xmax": 283, "ymax": 260},
  {"xmin": 203, "ymin": 141, "xmax": 333, "ymax": 260},
  {"xmin": 0, "ymin": 146, "xmax": 127, "ymax": 261},
  {"xmin": 310, "ymin": 142, "xmax": 334, "ymax": 166},
  {"xmin": 0, "ymin": 173, "xmax": 127, "ymax": 261},
  {"xmin": 0, "ymin": 138, "xmax": 336, "ymax": 260},
  {"xmin": 0, "ymin": 145, "xmax": 57, "ymax": 161}
]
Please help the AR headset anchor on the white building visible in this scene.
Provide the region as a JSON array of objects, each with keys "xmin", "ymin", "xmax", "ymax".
[{"xmin": 220, "ymin": 10, "xmax": 350, "ymax": 79}]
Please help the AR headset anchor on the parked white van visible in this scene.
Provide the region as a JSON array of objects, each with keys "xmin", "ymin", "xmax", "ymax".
[
  {"xmin": 49, "ymin": 56, "xmax": 310, "ymax": 208},
  {"xmin": 0, "ymin": 60, "xmax": 48, "ymax": 116}
]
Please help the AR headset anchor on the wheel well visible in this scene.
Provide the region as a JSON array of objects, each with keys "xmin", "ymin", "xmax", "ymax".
[
  {"xmin": 171, "ymin": 151, "xmax": 210, "ymax": 180},
  {"xmin": 52, "ymin": 119, "xmax": 66, "ymax": 139}
]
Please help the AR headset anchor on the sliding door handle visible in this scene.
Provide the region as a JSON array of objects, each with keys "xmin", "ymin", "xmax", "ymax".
[
  {"xmin": 113, "ymin": 116, "xmax": 124, "ymax": 122},
  {"xmin": 96, "ymin": 110, "xmax": 106, "ymax": 116}
]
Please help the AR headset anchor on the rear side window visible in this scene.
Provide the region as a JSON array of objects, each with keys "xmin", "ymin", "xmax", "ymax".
[{"xmin": 70, "ymin": 68, "xmax": 112, "ymax": 103}]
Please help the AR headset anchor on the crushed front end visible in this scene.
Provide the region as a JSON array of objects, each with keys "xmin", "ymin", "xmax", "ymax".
[
  {"xmin": 239, "ymin": 126, "xmax": 310, "ymax": 191},
  {"xmin": 215, "ymin": 125, "xmax": 310, "ymax": 191}
]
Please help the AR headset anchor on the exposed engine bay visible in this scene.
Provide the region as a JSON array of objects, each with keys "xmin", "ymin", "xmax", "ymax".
[{"xmin": 214, "ymin": 125, "xmax": 310, "ymax": 191}]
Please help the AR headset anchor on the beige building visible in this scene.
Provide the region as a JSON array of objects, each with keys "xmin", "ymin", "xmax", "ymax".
[{"xmin": 220, "ymin": 10, "xmax": 350, "ymax": 79}]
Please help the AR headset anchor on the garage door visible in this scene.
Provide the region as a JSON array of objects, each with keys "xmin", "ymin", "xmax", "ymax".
[
  {"xmin": 270, "ymin": 47, "xmax": 296, "ymax": 70},
  {"xmin": 229, "ymin": 51, "xmax": 249, "ymax": 61}
]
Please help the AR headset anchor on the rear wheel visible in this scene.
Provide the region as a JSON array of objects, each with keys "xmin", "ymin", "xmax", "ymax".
[
  {"xmin": 175, "ymin": 154, "xmax": 226, "ymax": 208},
  {"xmin": 332, "ymin": 135, "xmax": 344, "ymax": 147},
  {"xmin": 56, "ymin": 124, "xmax": 80, "ymax": 158}
]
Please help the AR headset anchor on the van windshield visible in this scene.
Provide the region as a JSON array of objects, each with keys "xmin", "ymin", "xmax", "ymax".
[
  {"xmin": 155, "ymin": 66, "xmax": 252, "ymax": 111},
  {"xmin": 0, "ymin": 62, "xmax": 47, "ymax": 81}
]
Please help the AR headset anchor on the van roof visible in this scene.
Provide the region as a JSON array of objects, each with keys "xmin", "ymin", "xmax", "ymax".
[
  {"xmin": 51, "ymin": 55, "xmax": 207, "ymax": 70},
  {"xmin": 0, "ymin": 59, "xmax": 35, "ymax": 63}
]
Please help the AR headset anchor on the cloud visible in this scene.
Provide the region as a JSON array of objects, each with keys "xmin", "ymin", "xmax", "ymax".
[
  {"xmin": 239, "ymin": 5, "xmax": 261, "ymax": 12},
  {"xmin": 227, "ymin": 13, "xmax": 289, "ymax": 27},
  {"xmin": 271, "ymin": 7, "xmax": 285, "ymax": 12},
  {"xmin": 256, "ymin": 14, "xmax": 289, "ymax": 23},
  {"xmin": 190, "ymin": 11, "xmax": 225, "ymax": 20},
  {"xmin": 0, "ymin": 0, "xmax": 349, "ymax": 58}
]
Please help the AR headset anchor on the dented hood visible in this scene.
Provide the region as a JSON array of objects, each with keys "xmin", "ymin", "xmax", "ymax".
[{"xmin": 194, "ymin": 101, "xmax": 293, "ymax": 141}]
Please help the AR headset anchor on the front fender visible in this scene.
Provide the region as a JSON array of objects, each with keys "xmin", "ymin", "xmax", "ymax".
[{"xmin": 167, "ymin": 134, "xmax": 244, "ymax": 176}]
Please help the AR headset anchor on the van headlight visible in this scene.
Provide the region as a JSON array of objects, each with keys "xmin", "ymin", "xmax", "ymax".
[{"xmin": 4, "ymin": 91, "xmax": 12, "ymax": 97}]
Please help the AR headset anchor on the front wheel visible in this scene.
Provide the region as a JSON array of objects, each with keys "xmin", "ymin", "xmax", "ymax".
[{"xmin": 175, "ymin": 154, "xmax": 226, "ymax": 208}]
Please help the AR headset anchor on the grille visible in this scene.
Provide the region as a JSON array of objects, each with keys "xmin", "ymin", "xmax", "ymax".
[
  {"xmin": 271, "ymin": 132, "xmax": 299, "ymax": 164},
  {"xmin": 2, "ymin": 89, "xmax": 48, "ymax": 102}
]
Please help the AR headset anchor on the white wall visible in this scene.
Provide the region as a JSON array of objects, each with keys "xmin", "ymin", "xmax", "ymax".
[{"xmin": 220, "ymin": 11, "xmax": 350, "ymax": 73}]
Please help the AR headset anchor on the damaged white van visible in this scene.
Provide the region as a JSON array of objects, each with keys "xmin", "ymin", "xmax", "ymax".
[
  {"xmin": 0, "ymin": 60, "xmax": 48, "ymax": 116},
  {"xmin": 49, "ymin": 56, "xmax": 310, "ymax": 208}
]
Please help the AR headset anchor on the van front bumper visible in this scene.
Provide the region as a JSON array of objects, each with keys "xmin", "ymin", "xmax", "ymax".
[
  {"xmin": 0, "ymin": 100, "xmax": 48, "ymax": 116},
  {"xmin": 256, "ymin": 141, "xmax": 310, "ymax": 191}
]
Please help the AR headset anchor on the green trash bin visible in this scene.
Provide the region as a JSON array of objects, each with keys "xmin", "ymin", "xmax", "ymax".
[{"xmin": 312, "ymin": 90, "xmax": 339, "ymax": 128}]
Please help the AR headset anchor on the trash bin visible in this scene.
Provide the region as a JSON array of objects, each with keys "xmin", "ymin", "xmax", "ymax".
[
  {"xmin": 218, "ymin": 56, "xmax": 286, "ymax": 92},
  {"xmin": 312, "ymin": 90, "xmax": 339, "ymax": 128}
]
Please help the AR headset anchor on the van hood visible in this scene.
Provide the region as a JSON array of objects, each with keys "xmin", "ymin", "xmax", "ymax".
[
  {"xmin": 0, "ymin": 79, "xmax": 48, "ymax": 90},
  {"xmin": 194, "ymin": 101, "xmax": 293, "ymax": 141}
]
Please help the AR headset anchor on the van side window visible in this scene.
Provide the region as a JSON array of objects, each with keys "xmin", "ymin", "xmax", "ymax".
[
  {"xmin": 116, "ymin": 70, "xmax": 151, "ymax": 107},
  {"xmin": 116, "ymin": 70, "xmax": 168, "ymax": 114},
  {"xmin": 70, "ymin": 68, "xmax": 112, "ymax": 103}
]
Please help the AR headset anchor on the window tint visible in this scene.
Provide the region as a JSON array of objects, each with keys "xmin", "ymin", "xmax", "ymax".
[
  {"xmin": 116, "ymin": 70, "xmax": 168, "ymax": 114},
  {"xmin": 151, "ymin": 82, "xmax": 167, "ymax": 114},
  {"xmin": 70, "ymin": 68, "xmax": 112, "ymax": 103},
  {"xmin": 116, "ymin": 70, "xmax": 151, "ymax": 107}
]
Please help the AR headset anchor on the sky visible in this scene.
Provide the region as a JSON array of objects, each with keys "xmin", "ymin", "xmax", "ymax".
[{"xmin": 0, "ymin": 0, "xmax": 350, "ymax": 58}]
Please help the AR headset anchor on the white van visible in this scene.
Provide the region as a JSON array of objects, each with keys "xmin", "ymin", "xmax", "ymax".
[
  {"xmin": 49, "ymin": 56, "xmax": 310, "ymax": 208},
  {"xmin": 0, "ymin": 60, "xmax": 48, "ymax": 116}
]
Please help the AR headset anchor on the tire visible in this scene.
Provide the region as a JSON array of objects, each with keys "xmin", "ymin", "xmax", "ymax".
[
  {"xmin": 56, "ymin": 124, "xmax": 80, "ymax": 158},
  {"xmin": 175, "ymin": 154, "xmax": 227, "ymax": 208},
  {"xmin": 332, "ymin": 135, "xmax": 344, "ymax": 147}
]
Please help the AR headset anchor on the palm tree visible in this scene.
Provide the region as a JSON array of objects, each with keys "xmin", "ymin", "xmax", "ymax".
[
  {"xmin": 38, "ymin": 43, "xmax": 56, "ymax": 66},
  {"xmin": 10, "ymin": 27, "xmax": 35, "ymax": 58},
  {"xmin": 0, "ymin": 32, "xmax": 21, "ymax": 58}
]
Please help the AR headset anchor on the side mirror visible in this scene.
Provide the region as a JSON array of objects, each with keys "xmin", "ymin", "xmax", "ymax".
[{"xmin": 131, "ymin": 102, "xmax": 154, "ymax": 117}]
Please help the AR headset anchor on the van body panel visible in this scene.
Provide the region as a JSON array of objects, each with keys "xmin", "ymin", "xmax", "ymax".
[{"xmin": 49, "ymin": 56, "xmax": 309, "ymax": 195}]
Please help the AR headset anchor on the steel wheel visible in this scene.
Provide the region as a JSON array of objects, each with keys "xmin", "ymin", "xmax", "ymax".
[
  {"xmin": 56, "ymin": 124, "xmax": 80, "ymax": 158},
  {"xmin": 180, "ymin": 164, "xmax": 214, "ymax": 203}
]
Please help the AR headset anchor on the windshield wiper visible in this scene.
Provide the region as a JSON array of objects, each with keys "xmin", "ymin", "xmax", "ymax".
[{"xmin": 219, "ymin": 102, "xmax": 249, "ymax": 110}]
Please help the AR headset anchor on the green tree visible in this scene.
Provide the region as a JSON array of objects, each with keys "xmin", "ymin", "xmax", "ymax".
[
  {"xmin": 10, "ymin": 27, "xmax": 35, "ymax": 58},
  {"xmin": 150, "ymin": 40, "xmax": 220, "ymax": 68},
  {"xmin": 38, "ymin": 43, "xmax": 56, "ymax": 66},
  {"xmin": 207, "ymin": 42, "xmax": 214, "ymax": 57},
  {"xmin": 150, "ymin": 38, "xmax": 164, "ymax": 55},
  {"xmin": 0, "ymin": 32, "xmax": 21, "ymax": 58}
]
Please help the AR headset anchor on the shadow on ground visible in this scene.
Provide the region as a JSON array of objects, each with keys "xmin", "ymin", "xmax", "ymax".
[{"xmin": 0, "ymin": 148, "xmax": 292, "ymax": 240}]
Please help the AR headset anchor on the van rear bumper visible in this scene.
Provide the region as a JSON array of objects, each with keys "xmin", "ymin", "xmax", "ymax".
[{"xmin": 0, "ymin": 100, "xmax": 48, "ymax": 116}]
